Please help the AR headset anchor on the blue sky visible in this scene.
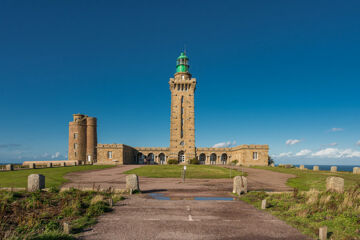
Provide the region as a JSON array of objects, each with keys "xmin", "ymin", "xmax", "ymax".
[{"xmin": 0, "ymin": 0, "xmax": 360, "ymax": 165}]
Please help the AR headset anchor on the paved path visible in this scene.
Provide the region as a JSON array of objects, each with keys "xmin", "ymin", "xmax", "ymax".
[
  {"xmin": 66, "ymin": 165, "xmax": 308, "ymax": 239},
  {"xmin": 80, "ymin": 196, "xmax": 309, "ymax": 240},
  {"xmin": 63, "ymin": 165, "xmax": 295, "ymax": 193},
  {"xmin": 230, "ymin": 166, "xmax": 295, "ymax": 192}
]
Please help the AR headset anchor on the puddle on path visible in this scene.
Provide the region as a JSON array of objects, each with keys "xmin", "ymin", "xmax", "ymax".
[{"xmin": 148, "ymin": 193, "xmax": 235, "ymax": 201}]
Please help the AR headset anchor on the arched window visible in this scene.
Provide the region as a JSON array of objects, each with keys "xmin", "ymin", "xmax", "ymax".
[
  {"xmin": 221, "ymin": 153, "xmax": 228, "ymax": 165},
  {"xmin": 178, "ymin": 151, "xmax": 185, "ymax": 163},
  {"xmin": 159, "ymin": 153, "xmax": 165, "ymax": 165},
  {"xmin": 210, "ymin": 153, "xmax": 217, "ymax": 165},
  {"xmin": 199, "ymin": 153, "xmax": 206, "ymax": 164}
]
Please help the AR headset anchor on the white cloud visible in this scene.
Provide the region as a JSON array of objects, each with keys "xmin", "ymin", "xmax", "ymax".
[
  {"xmin": 329, "ymin": 142, "xmax": 338, "ymax": 146},
  {"xmin": 356, "ymin": 140, "xmax": 360, "ymax": 146},
  {"xmin": 295, "ymin": 149, "xmax": 312, "ymax": 156},
  {"xmin": 330, "ymin": 128, "xmax": 343, "ymax": 132},
  {"xmin": 286, "ymin": 139, "xmax": 301, "ymax": 145},
  {"xmin": 212, "ymin": 140, "xmax": 236, "ymax": 148},
  {"xmin": 277, "ymin": 152, "xmax": 293, "ymax": 157},
  {"xmin": 51, "ymin": 152, "xmax": 61, "ymax": 159},
  {"xmin": 311, "ymin": 148, "xmax": 360, "ymax": 158}
]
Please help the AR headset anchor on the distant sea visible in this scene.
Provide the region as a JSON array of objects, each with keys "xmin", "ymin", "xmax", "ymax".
[{"xmin": 289, "ymin": 165, "xmax": 359, "ymax": 172}]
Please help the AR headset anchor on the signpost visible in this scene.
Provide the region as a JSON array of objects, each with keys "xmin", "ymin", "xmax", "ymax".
[{"xmin": 182, "ymin": 166, "xmax": 187, "ymax": 183}]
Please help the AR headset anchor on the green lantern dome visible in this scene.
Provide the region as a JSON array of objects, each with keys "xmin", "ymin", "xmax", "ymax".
[{"xmin": 176, "ymin": 52, "xmax": 189, "ymax": 73}]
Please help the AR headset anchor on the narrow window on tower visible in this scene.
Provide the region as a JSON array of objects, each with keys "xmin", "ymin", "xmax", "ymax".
[
  {"xmin": 74, "ymin": 133, "xmax": 78, "ymax": 139},
  {"xmin": 108, "ymin": 151, "xmax": 113, "ymax": 159},
  {"xmin": 181, "ymin": 96, "xmax": 184, "ymax": 138},
  {"xmin": 74, "ymin": 143, "xmax": 78, "ymax": 150}
]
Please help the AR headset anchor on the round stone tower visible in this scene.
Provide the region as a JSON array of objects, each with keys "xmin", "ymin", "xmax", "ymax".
[
  {"xmin": 86, "ymin": 117, "xmax": 97, "ymax": 164},
  {"xmin": 68, "ymin": 114, "xmax": 97, "ymax": 164}
]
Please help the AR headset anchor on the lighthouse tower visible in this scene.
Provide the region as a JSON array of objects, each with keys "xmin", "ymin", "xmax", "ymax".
[{"xmin": 169, "ymin": 52, "xmax": 197, "ymax": 163}]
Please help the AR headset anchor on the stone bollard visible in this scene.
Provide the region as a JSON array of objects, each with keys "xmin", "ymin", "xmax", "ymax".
[
  {"xmin": 353, "ymin": 167, "xmax": 359, "ymax": 174},
  {"xmin": 299, "ymin": 165, "xmax": 305, "ymax": 170},
  {"xmin": 232, "ymin": 176, "xmax": 248, "ymax": 195},
  {"xmin": 108, "ymin": 198, "xmax": 113, "ymax": 207},
  {"xmin": 63, "ymin": 222, "xmax": 71, "ymax": 234},
  {"xmin": 319, "ymin": 226, "xmax": 327, "ymax": 240},
  {"xmin": 47, "ymin": 162, "xmax": 53, "ymax": 168},
  {"xmin": 29, "ymin": 163, "xmax": 36, "ymax": 169},
  {"xmin": 313, "ymin": 166, "xmax": 319, "ymax": 171},
  {"xmin": 6, "ymin": 164, "xmax": 14, "ymax": 171},
  {"xmin": 60, "ymin": 162, "xmax": 66, "ymax": 167},
  {"xmin": 27, "ymin": 174, "xmax": 45, "ymax": 192},
  {"xmin": 261, "ymin": 199, "xmax": 267, "ymax": 209},
  {"xmin": 326, "ymin": 177, "xmax": 344, "ymax": 193},
  {"xmin": 126, "ymin": 174, "xmax": 140, "ymax": 193},
  {"xmin": 330, "ymin": 166, "xmax": 337, "ymax": 173}
]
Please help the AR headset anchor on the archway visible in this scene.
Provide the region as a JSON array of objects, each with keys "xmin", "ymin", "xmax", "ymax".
[
  {"xmin": 221, "ymin": 153, "xmax": 228, "ymax": 165},
  {"xmin": 199, "ymin": 153, "xmax": 206, "ymax": 164},
  {"xmin": 159, "ymin": 153, "xmax": 165, "ymax": 165},
  {"xmin": 210, "ymin": 153, "xmax": 217, "ymax": 165},
  {"xmin": 147, "ymin": 153, "xmax": 154, "ymax": 165},
  {"xmin": 178, "ymin": 151, "xmax": 185, "ymax": 163},
  {"xmin": 137, "ymin": 152, "xmax": 144, "ymax": 164}
]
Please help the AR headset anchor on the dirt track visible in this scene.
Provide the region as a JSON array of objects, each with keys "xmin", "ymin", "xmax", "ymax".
[{"xmin": 63, "ymin": 165, "xmax": 308, "ymax": 240}]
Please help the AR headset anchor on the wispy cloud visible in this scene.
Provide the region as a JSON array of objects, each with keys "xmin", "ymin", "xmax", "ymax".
[
  {"xmin": 329, "ymin": 128, "xmax": 343, "ymax": 132},
  {"xmin": 277, "ymin": 152, "xmax": 293, "ymax": 157},
  {"xmin": 212, "ymin": 140, "xmax": 236, "ymax": 148},
  {"xmin": 295, "ymin": 149, "xmax": 312, "ymax": 156},
  {"xmin": 285, "ymin": 139, "xmax": 301, "ymax": 145},
  {"xmin": 311, "ymin": 148, "xmax": 360, "ymax": 158},
  {"xmin": 51, "ymin": 152, "xmax": 62, "ymax": 159},
  {"xmin": 0, "ymin": 144, "xmax": 21, "ymax": 149},
  {"xmin": 329, "ymin": 142, "xmax": 338, "ymax": 146},
  {"xmin": 356, "ymin": 140, "xmax": 360, "ymax": 146}
]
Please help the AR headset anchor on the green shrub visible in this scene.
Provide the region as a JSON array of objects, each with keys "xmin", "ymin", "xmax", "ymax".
[
  {"xmin": 48, "ymin": 186, "xmax": 60, "ymax": 193},
  {"xmin": 189, "ymin": 158, "xmax": 199, "ymax": 165},
  {"xmin": 167, "ymin": 159, "xmax": 179, "ymax": 165},
  {"xmin": 231, "ymin": 160, "xmax": 238, "ymax": 165},
  {"xmin": 86, "ymin": 201, "xmax": 110, "ymax": 218}
]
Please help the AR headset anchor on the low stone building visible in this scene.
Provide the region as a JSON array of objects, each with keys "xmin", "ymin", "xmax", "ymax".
[{"xmin": 68, "ymin": 52, "xmax": 269, "ymax": 166}]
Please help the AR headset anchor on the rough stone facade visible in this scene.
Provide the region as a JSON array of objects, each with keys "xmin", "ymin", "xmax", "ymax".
[
  {"xmin": 68, "ymin": 52, "xmax": 269, "ymax": 166},
  {"xmin": 68, "ymin": 114, "xmax": 97, "ymax": 164}
]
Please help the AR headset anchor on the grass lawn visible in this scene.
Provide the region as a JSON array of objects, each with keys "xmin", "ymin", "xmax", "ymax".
[
  {"xmin": 252, "ymin": 166, "xmax": 360, "ymax": 191},
  {"xmin": 0, "ymin": 165, "xmax": 114, "ymax": 188},
  {"xmin": 124, "ymin": 165, "xmax": 246, "ymax": 179}
]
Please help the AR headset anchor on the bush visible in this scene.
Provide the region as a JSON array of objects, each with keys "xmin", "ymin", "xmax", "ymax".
[
  {"xmin": 189, "ymin": 158, "xmax": 199, "ymax": 165},
  {"xmin": 167, "ymin": 159, "xmax": 179, "ymax": 165},
  {"xmin": 231, "ymin": 160, "xmax": 238, "ymax": 165},
  {"xmin": 86, "ymin": 201, "xmax": 110, "ymax": 218}
]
